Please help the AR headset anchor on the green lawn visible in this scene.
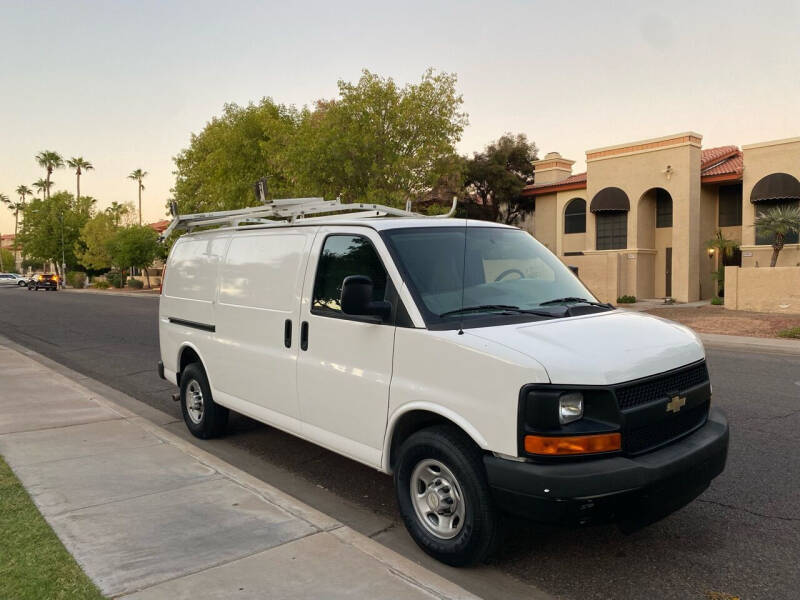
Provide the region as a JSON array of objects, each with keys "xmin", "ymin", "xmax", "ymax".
[{"xmin": 0, "ymin": 455, "xmax": 105, "ymax": 600}]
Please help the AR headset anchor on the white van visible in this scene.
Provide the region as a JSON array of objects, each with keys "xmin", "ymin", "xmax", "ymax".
[{"xmin": 158, "ymin": 202, "xmax": 728, "ymax": 566}]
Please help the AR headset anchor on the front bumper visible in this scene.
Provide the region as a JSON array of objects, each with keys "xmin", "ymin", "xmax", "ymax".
[{"xmin": 484, "ymin": 407, "xmax": 729, "ymax": 530}]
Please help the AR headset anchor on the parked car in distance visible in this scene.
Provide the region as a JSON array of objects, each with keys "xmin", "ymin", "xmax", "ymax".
[
  {"xmin": 158, "ymin": 209, "xmax": 729, "ymax": 567},
  {"xmin": 0, "ymin": 273, "xmax": 28, "ymax": 287},
  {"xmin": 28, "ymin": 273, "xmax": 58, "ymax": 291}
]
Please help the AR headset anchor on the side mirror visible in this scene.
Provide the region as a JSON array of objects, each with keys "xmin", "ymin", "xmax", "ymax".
[{"xmin": 340, "ymin": 275, "xmax": 391, "ymax": 322}]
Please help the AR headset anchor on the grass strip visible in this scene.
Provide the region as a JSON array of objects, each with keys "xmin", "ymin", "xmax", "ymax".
[{"xmin": 0, "ymin": 455, "xmax": 105, "ymax": 600}]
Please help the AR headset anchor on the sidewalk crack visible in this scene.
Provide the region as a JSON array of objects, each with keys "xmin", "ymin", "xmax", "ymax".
[{"xmin": 697, "ymin": 498, "xmax": 800, "ymax": 522}]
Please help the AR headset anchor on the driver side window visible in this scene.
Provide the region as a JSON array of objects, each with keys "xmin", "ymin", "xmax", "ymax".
[{"xmin": 312, "ymin": 235, "xmax": 387, "ymax": 316}]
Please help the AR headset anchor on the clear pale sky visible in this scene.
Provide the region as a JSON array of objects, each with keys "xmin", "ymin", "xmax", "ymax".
[{"xmin": 2, "ymin": 0, "xmax": 799, "ymax": 234}]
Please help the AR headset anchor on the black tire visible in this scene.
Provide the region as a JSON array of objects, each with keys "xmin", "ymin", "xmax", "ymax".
[
  {"xmin": 394, "ymin": 425, "xmax": 501, "ymax": 566},
  {"xmin": 179, "ymin": 362, "xmax": 228, "ymax": 439}
]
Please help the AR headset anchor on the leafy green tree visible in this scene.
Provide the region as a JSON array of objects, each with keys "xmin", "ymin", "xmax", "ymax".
[
  {"xmin": 0, "ymin": 248, "xmax": 16, "ymax": 272},
  {"xmin": 463, "ymin": 133, "xmax": 538, "ymax": 224},
  {"xmin": 171, "ymin": 69, "xmax": 467, "ymax": 213},
  {"xmin": 107, "ymin": 225, "xmax": 160, "ymax": 288},
  {"xmin": 35, "ymin": 151, "xmax": 64, "ymax": 199},
  {"xmin": 128, "ymin": 169, "xmax": 148, "ymax": 225},
  {"xmin": 17, "ymin": 191, "xmax": 94, "ymax": 275},
  {"xmin": 753, "ymin": 204, "xmax": 800, "ymax": 267},
  {"xmin": 172, "ymin": 98, "xmax": 302, "ymax": 213},
  {"xmin": 75, "ymin": 212, "xmax": 118, "ymax": 270},
  {"xmin": 292, "ymin": 69, "xmax": 467, "ymax": 207},
  {"xmin": 66, "ymin": 157, "xmax": 94, "ymax": 200}
]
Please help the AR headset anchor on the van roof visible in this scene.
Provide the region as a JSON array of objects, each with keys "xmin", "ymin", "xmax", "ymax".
[{"xmin": 180, "ymin": 217, "xmax": 517, "ymax": 238}]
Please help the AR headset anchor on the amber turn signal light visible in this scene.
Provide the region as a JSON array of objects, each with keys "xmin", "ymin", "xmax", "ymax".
[{"xmin": 524, "ymin": 432, "xmax": 621, "ymax": 455}]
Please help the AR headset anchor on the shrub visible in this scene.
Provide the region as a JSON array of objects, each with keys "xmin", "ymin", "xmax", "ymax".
[
  {"xmin": 710, "ymin": 297, "xmax": 724, "ymax": 306},
  {"xmin": 777, "ymin": 327, "xmax": 800, "ymax": 339},
  {"xmin": 107, "ymin": 270, "xmax": 127, "ymax": 288},
  {"xmin": 91, "ymin": 280, "xmax": 110, "ymax": 289},
  {"xmin": 616, "ymin": 295, "xmax": 636, "ymax": 304},
  {"xmin": 66, "ymin": 271, "xmax": 87, "ymax": 288},
  {"xmin": 127, "ymin": 278, "xmax": 144, "ymax": 289}
]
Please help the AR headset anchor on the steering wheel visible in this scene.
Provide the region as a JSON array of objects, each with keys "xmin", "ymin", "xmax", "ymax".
[{"xmin": 494, "ymin": 268, "xmax": 525, "ymax": 282}]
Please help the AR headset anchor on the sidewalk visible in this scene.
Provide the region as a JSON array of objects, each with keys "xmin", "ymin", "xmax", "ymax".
[{"xmin": 0, "ymin": 342, "xmax": 479, "ymax": 599}]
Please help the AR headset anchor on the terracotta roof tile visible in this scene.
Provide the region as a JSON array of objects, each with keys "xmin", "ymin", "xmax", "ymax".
[
  {"xmin": 702, "ymin": 154, "xmax": 743, "ymax": 177},
  {"xmin": 523, "ymin": 172, "xmax": 587, "ymax": 192},
  {"xmin": 148, "ymin": 219, "xmax": 171, "ymax": 233},
  {"xmin": 701, "ymin": 146, "xmax": 739, "ymax": 169}
]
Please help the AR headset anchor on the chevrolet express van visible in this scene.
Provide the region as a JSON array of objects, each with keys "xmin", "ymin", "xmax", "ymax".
[{"xmin": 158, "ymin": 211, "xmax": 729, "ymax": 566}]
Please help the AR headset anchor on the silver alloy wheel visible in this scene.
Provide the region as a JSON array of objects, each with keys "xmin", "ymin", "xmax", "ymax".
[
  {"xmin": 185, "ymin": 379, "xmax": 205, "ymax": 424},
  {"xmin": 409, "ymin": 458, "xmax": 466, "ymax": 540}
]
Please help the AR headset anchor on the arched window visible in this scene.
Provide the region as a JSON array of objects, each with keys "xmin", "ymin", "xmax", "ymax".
[
  {"xmin": 656, "ymin": 189, "xmax": 672, "ymax": 228},
  {"xmin": 591, "ymin": 187, "xmax": 629, "ymax": 250},
  {"xmin": 751, "ymin": 173, "xmax": 800, "ymax": 245},
  {"xmin": 564, "ymin": 198, "xmax": 586, "ymax": 234}
]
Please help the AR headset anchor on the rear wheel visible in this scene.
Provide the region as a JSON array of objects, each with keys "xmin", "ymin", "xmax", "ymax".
[
  {"xmin": 394, "ymin": 425, "xmax": 501, "ymax": 566},
  {"xmin": 180, "ymin": 362, "xmax": 228, "ymax": 439}
]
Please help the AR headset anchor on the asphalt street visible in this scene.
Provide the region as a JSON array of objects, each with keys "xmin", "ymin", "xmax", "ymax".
[{"xmin": 1, "ymin": 287, "xmax": 798, "ymax": 600}]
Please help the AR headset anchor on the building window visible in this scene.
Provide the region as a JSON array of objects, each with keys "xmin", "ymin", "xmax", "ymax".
[
  {"xmin": 596, "ymin": 211, "xmax": 628, "ymax": 250},
  {"xmin": 656, "ymin": 189, "xmax": 672, "ymax": 228},
  {"xmin": 755, "ymin": 200, "xmax": 800, "ymax": 245},
  {"xmin": 564, "ymin": 198, "xmax": 586, "ymax": 234},
  {"xmin": 718, "ymin": 184, "xmax": 742, "ymax": 227}
]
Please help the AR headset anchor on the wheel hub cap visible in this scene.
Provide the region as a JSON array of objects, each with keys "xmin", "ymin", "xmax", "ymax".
[
  {"xmin": 410, "ymin": 459, "xmax": 466, "ymax": 539},
  {"xmin": 185, "ymin": 380, "xmax": 204, "ymax": 424}
]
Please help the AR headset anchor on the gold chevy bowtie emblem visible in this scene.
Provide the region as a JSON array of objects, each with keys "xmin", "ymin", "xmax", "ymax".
[{"xmin": 666, "ymin": 395, "xmax": 686, "ymax": 413}]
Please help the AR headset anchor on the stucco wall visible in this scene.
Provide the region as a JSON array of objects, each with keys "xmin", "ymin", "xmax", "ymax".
[
  {"xmin": 533, "ymin": 195, "xmax": 557, "ymax": 252},
  {"xmin": 741, "ymin": 137, "xmax": 800, "ymax": 246},
  {"xmin": 586, "ymin": 133, "xmax": 702, "ymax": 302},
  {"xmin": 564, "ymin": 252, "xmax": 621, "ymax": 303},
  {"xmin": 724, "ymin": 266, "xmax": 800, "ymax": 313}
]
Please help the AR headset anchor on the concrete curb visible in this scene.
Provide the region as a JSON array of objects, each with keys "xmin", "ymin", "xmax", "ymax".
[
  {"xmin": 699, "ymin": 332, "xmax": 800, "ymax": 356},
  {"xmin": 0, "ymin": 337, "xmax": 481, "ymax": 600},
  {"xmin": 61, "ymin": 288, "xmax": 159, "ymax": 299}
]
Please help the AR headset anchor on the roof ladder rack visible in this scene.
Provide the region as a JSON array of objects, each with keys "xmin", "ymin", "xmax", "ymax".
[{"xmin": 160, "ymin": 196, "xmax": 457, "ymax": 240}]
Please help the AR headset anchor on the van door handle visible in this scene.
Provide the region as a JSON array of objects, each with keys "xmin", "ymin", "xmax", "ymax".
[
  {"xmin": 300, "ymin": 321, "xmax": 309, "ymax": 351},
  {"xmin": 284, "ymin": 319, "xmax": 292, "ymax": 348}
]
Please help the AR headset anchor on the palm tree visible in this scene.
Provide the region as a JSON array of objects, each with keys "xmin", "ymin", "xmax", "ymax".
[
  {"xmin": 9, "ymin": 185, "xmax": 33, "ymax": 258},
  {"xmin": 66, "ymin": 157, "xmax": 93, "ymax": 200},
  {"xmin": 32, "ymin": 178, "xmax": 48, "ymax": 198},
  {"xmin": 753, "ymin": 204, "xmax": 800, "ymax": 267},
  {"xmin": 705, "ymin": 230, "xmax": 739, "ymax": 297},
  {"xmin": 105, "ymin": 201, "xmax": 130, "ymax": 227},
  {"xmin": 35, "ymin": 150, "xmax": 64, "ymax": 199},
  {"xmin": 128, "ymin": 169, "xmax": 148, "ymax": 225}
]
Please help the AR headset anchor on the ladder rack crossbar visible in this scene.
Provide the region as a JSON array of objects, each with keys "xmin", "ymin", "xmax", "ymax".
[{"xmin": 160, "ymin": 197, "xmax": 457, "ymax": 240}]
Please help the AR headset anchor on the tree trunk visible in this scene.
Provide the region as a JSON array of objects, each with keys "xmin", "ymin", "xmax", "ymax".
[
  {"xmin": 144, "ymin": 266, "xmax": 151, "ymax": 289},
  {"xmin": 770, "ymin": 235, "xmax": 784, "ymax": 267},
  {"xmin": 13, "ymin": 210, "xmax": 19, "ymax": 270},
  {"xmin": 76, "ymin": 171, "xmax": 81, "ymax": 200},
  {"xmin": 138, "ymin": 183, "xmax": 142, "ymax": 225}
]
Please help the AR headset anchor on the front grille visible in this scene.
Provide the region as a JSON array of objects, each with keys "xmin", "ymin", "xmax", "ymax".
[
  {"xmin": 615, "ymin": 362, "xmax": 709, "ymax": 411},
  {"xmin": 624, "ymin": 401, "xmax": 709, "ymax": 455}
]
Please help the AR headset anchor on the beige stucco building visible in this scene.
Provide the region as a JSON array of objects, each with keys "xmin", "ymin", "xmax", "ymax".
[{"xmin": 519, "ymin": 132, "xmax": 800, "ymax": 303}]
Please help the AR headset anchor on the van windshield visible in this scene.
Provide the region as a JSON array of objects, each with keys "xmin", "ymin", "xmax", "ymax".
[{"xmin": 382, "ymin": 226, "xmax": 598, "ymax": 326}]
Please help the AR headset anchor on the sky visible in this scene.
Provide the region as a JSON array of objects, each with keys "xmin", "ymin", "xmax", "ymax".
[{"xmin": 2, "ymin": 0, "xmax": 799, "ymax": 234}]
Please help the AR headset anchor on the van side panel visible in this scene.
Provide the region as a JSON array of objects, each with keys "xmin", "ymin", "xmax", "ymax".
[
  {"xmin": 160, "ymin": 235, "xmax": 229, "ymax": 379},
  {"xmin": 209, "ymin": 230, "xmax": 315, "ymax": 423},
  {"xmin": 384, "ymin": 327, "xmax": 550, "ymax": 470}
]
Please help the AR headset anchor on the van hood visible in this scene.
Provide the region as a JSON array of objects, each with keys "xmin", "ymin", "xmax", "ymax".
[{"xmin": 466, "ymin": 310, "xmax": 704, "ymax": 386}]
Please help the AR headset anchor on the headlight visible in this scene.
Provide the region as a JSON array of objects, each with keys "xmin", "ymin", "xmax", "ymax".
[{"xmin": 559, "ymin": 392, "xmax": 584, "ymax": 424}]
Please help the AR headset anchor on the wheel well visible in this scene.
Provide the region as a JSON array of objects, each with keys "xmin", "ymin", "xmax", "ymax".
[
  {"xmin": 388, "ymin": 410, "xmax": 479, "ymax": 470},
  {"xmin": 177, "ymin": 347, "xmax": 202, "ymax": 386}
]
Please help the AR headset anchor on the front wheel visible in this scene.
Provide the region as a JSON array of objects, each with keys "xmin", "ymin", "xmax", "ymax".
[
  {"xmin": 179, "ymin": 362, "xmax": 228, "ymax": 439},
  {"xmin": 394, "ymin": 425, "xmax": 501, "ymax": 566}
]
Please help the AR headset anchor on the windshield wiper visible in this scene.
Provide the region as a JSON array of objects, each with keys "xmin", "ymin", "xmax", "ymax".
[
  {"xmin": 439, "ymin": 304, "xmax": 522, "ymax": 317},
  {"xmin": 538, "ymin": 297, "xmax": 612, "ymax": 308},
  {"xmin": 439, "ymin": 304, "xmax": 556, "ymax": 318}
]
